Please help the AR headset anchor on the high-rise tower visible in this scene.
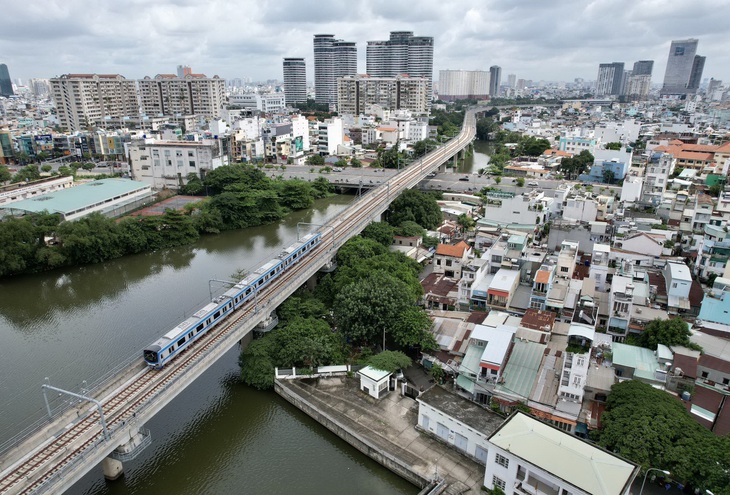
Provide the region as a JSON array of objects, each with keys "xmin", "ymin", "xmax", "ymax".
[
  {"xmin": 595, "ymin": 62, "xmax": 625, "ymax": 96},
  {"xmin": 632, "ymin": 60, "xmax": 654, "ymax": 76},
  {"xmin": 283, "ymin": 58, "xmax": 307, "ymax": 104},
  {"xmin": 489, "ymin": 66, "xmax": 502, "ymax": 97},
  {"xmin": 0, "ymin": 64, "xmax": 13, "ymax": 97},
  {"xmin": 660, "ymin": 39, "xmax": 705, "ymax": 96},
  {"xmin": 366, "ymin": 31, "xmax": 434, "ymax": 104},
  {"xmin": 313, "ymin": 34, "xmax": 357, "ymax": 106}
]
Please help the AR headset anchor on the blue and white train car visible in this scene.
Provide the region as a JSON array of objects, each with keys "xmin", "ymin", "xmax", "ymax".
[{"xmin": 142, "ymin": 232, "xmax": 322, "ymax": 369}]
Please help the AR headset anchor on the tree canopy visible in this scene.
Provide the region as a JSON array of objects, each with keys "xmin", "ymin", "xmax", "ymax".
[
  {"xmin": 367, "ymin": 350, "xmax": 412, "ymax": 373},
  {"xmin": 361, "ymin": 221, "xmax": 395, "ymax": 247},
  {"xmin": 628, "ymin": 317, "xmax": 700, "ymax": 351},
  {"xmin": 387, "ymin": 189, "xmax": 442, "ymax": 230},
  {"xmin": 558, "ymin": 150, "xmax": 594, "ymax": 180},
  {"xmin": 595, "ymin": 380, "xmax": 729, "ymax": 494}
]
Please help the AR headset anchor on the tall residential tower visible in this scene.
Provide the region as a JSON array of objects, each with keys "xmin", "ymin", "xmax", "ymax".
[
  {"xmin": 313, "ymin": 34, "xmax": 357, "ymax": 107},
  {"xmin": 595, "ymin": 62, "xmax": 625, "ymax": 96},
  {"xmin": 282, "ymin": 58, "xmax": 307, "ymax": 104},
  {"xmin": 366, "ymin": 31, "xmax": 434, "ymax": 104},
  {"xmin": 489, "ymin": 65, "xmax": 502, "ymax": 97}
]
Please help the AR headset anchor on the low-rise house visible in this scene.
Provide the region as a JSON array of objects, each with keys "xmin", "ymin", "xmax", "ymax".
[
  {"xmin": 611, "ymin": 343, "xmax": 665, "ymax": 387},
  {"xmin": 663, "ymin": 261, "xmax": 692, "ymax": 314},
  {"xmin": 357, "ymin": 366, "xmax": 391, "ymax": 399},
  {"xmin": 416, "ymin": 385, "xmax": 503, "ymax": 465},
  {"xmin": 433, "ymin": 241, "xmax": 471, "ymax": 279},
  {"xmin": 484, "ymin": 411, "xmax": 639, "ymax": 495}
]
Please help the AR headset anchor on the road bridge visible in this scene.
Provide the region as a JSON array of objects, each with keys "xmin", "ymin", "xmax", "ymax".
[{"xmin": 0, "ymin": 110, "xmax": 477, "ymax": 495}]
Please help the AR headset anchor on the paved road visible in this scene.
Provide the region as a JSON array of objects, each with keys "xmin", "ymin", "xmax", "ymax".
[{"xmin": 265, "ymin": 165, "xmax": 622, "ymax": 197}]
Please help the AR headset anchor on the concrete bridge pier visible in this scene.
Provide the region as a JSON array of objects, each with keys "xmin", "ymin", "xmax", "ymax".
[
  {"xmin": 438, "ymin": 162, "xmax": 447, "ymax": 173},
  {"xmin": 103, "ymin": 427, "xmax": 152, "ymax": 480},
  {"xmin": 102, "ymin": 457, "xmax": 124, "ymax": 480}
]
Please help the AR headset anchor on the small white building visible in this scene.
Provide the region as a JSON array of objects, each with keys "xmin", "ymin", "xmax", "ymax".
[
  {"xmin": 357, "ymin": 366, "xmax": 391, "ymax": 399},
  {"xmin": 416, "ymin": 385, "xmax": 504, "ymax": 465},
  {"xmin": 484, "ymin": 411, "xmax": 639, "ymax": 495},
  {"xmin": 563, "ymin": 195, "xmax": 598, "ymax": 223}
]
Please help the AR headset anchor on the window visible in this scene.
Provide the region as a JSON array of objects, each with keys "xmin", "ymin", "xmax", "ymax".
[
  {"xmin": 492, "ymin": 476, "xmax": 506, "ymax": 491},
  {"xmin": 495, "ymin": 453, "xmax": 509, "ymax": 468},
  {"xmin": 723, "ymin": 378, "xmax": 729, "ymax": 385},
  {"xmin": 560, "ymin": 266, "xmax": 569, "ymax": 273},
  {"xmin": 189, "ymin": 161, "xmax": 196, "ymax": 167}
]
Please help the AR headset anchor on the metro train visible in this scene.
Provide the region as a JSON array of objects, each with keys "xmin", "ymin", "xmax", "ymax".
[{"xmin": 143, "ymin": 232, "xmax": 322, "ymax": 368}]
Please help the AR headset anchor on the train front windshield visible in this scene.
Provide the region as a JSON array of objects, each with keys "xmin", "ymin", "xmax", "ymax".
[{"xmin": 143, "ymin": 349, "xmax": 159, "ymax": 364}]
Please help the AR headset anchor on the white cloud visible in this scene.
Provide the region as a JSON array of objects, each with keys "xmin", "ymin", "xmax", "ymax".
[{"xmin": 0, "ymin": 0, "xmax": 727, "ymax": 84}]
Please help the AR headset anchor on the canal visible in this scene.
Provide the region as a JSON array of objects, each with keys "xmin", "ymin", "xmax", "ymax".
[
  {"xmin": 0, "ymin": 194, "xmax": 417, "ymax": 495},
  {"xmin": 456, "ymin": 139, "xmax": 492, "ymax": 174}
]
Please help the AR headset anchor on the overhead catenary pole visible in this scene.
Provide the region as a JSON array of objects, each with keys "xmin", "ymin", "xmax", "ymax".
[{"xmin": 42, "ymin": 381, "xmax": 110, "ymax": 441}]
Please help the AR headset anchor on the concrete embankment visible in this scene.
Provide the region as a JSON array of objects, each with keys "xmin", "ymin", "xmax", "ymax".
[{"xmin": 275, "ymin": 377, "xmax": 483, "ymax": 495}]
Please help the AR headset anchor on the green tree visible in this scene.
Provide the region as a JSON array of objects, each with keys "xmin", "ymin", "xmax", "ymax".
[
  {"xmin": 181, "ymin": 173, "xmax": 204, "ymax": 195},
  {"xmin": 367, "ymin": 350, "xmax": 412, "ymax": 373},
  {"xmin": 334, "ymin": 158, "xmax": 348, "ymax": 168},
  {"xmin": 277, "ymin": 317, "xmax": 343, "ymax": 368},
  {"xmin": 605, "ymin": 142, "xmax": 622, "ymax": 150},
  {"xmin": 411, "ymin": 139, "xmax": 439, "ymax": 157},
  {"xmin": 57, "ymin": 166, "xmax": 73, "ymax": 177},
  {"xmin": 361, "ymin": 222, "xmax": 395, "ymax": 247},
  {"xmin": 334, "ymin": 271, "xmax": 414, "ymax": 345},
  {"xmin": 394, "ymin": 220, "xmax": 426, "ymax": 238},
  {"xmin": 276, "ymin": 179, "xmax": 314, "ymax": 210},
  {"xmin": 521, "ymin": 137, "xmax": 551, "ymax": 156},
  {"xmin": 239, "ymin": 333, "xmax": 278, "ymax": 390},
  {"xmin": 629, "ymin": 317, "xmax": 698, "ymax": 350},
  {"xmin": 40, "ymin": 164, "xmax": 52, "ymax": 174},
  {"xmin": 602, "ymin": 169, "xmax": 616, "ymax": 184},
  {"xmin": 457, "ymin": 213, "xmax": 476, "ymax": 232},
  {"xmin": 203, "ymin": 163, "xmax": 269, "ymax": 195},
  {"xmin": 391, "ymin": 306, "xmax": 437, "ymax": 350},
  {"xmin": 306, "ymin": 154, "xmax": 325, "ymax": 166},
  {"xmin": 350, "ymin": 158, "xmax": 363, "ymax": 168},
  {"xmin": 12, "ymin": 165, "xmax": 41, "ymax": 183},
  {"xmin": 277, "ymin": 293, "xmax": 329, "ymax": 324},
  {"xmin": 595, "ymin": 380, "xmax": 730, "ymax": 493},
  {"xmin": 476, "ymin": 118, "xmax": 498, "ymax": 141},
  {"xmin": 335, "ymin": 236, "xmax": 387, "ymax": 267},
  {"xmin": 0, "ymin": 166, "xmax": 11, "ymax": 183},
  {"xmin": 387, "ymin": 189, "xmax": 443, "ymax": 230},
  {"xmin": 515, "ymin": 177, "xmax": 525, "ymax": 187},
  {"xmin": 81, "ymin": 162, "xmax": 95, "ymax": 171},
  {"xmin": 311, "ymin": 177, "xmax": 333, "ymax": 197},
  {"xmin": 493, "ymin": 176, "xmax": 502, "ymax": 185}
]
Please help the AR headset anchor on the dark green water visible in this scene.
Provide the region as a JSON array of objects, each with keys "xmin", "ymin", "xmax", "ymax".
[{"xmin": 0, "ymin": 195, "xmax": 417, "ymax": 495}]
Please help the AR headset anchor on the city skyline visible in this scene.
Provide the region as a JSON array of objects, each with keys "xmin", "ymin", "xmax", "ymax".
[{"xmin": 1, "ymin": 0, "xmax": 729, "ymax": 86}]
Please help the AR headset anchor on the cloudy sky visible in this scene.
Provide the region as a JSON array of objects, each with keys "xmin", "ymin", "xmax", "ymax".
[{"xmin": 2, "ymin": 0, "xmax": 728, "ymax": 86}]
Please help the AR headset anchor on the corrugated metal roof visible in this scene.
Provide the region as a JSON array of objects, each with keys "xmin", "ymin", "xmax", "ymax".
[
  {"xmin": 4, "ymin": 179, "xmax": 150, "ymax": 216},
  {"xmin": 496, "ymin": 339, "xmax": 545, "ymax": 399}
]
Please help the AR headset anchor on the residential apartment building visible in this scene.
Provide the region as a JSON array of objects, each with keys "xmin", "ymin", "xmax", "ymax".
[
  {"xmin": 366, "ymin": 31, "xmax": 434, "ymax": 104},
  {"xmin": 484, "ymin": 412, "xmax": 638, "ymax": 495},
  {"xmin": 316, "ymin": 117, "xmax": 344, "ymax": 155},
  {"xmin": 641, "ymin": 152, "xmax": 674, "ymax": 205},
  {"xmin": 129, "ymin": 139, "xmax": 229, "ymax": 189},
  {"xmin": 313, "ymin": 34, "xmax": 357, "ymax": 106},
  {"xmin": 50, "ymin": 74, "xmax": 139, "ymax": 132},
  {"xmin": 228, "ymin": 94, "xmax": 286, "ymax": 113},
  {"xmin": 437, "ymin": 70, "xmax": 489, "ymax": 101},
  {"xmin": 595, "ymin": 62, "xmax": 624, "ymax": 96},
  {"xmin": 337, "ymin": 74, "xmax": 429, "ymax": 116},
  {"xmin": 282, "ymin": 58, "xmax": 307, "ymax": 104},
  {"xmin": 137, "ymin": 73, "xmax": 226, "ymax": 119}
]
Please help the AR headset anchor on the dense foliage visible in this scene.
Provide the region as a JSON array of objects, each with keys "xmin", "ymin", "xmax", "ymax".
[
  {"xmin": 626, "ymin": 317, "xmax": 701, "ymax": 351},
  {"xmin": 240, "ymin": 226, "xmax": 437, "ymax": 389},
  {"xmin": 386, "ymin": 189, "xmax": 443, "ymax": 230},
  {"xmin": 0, "ymin": 164, "xmax": 334, "ymax": 278},
  {"xmin": 367, "ymin": 351, "xmax": 412, "ymax": 373},
  {"xmin": 558, "ymin": 150, "xmax": 594, "ymax": 180},
  {"xmin": 595, "ymin": 381, "xmax": 730, "ymax": 494}
]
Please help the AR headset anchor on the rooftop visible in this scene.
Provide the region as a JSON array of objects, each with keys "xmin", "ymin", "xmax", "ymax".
[
  {"xmin": 489, "ymin": 412, "xmax": 639, "ymax": 495},
  {"xmin": 612, "ymin": 343, "xmax": 662, "ymax": 383},
  {"xmin": 417, "ymin": 385, "xmax": 504, "ymax": 435},
  {"xmin": 520, "ymin": 309, "xmax": 556, "ymax": 331},
  {"xmin": 435, "ymin": 241, "xmax": 470, "ymax": 258},
  {"xmin": 2, "ymin": 179, "xmax": 150, "ymax": 218},
  {"xmin": 496, "ymin": 339, "xmax": 545, "ymax": 399}
]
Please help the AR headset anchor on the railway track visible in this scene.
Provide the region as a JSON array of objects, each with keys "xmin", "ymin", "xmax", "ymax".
[{"xmin": 0, "ymin": 112, "xmax": 476, "ymax": 495}]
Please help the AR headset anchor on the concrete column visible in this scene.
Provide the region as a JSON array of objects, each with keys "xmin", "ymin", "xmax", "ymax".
[
  {"xmin": 306, "ymin": 273, "xmax": 318, "ymax": 291},
  {"xmin": 452, "ymin": 155, "xmax": 458, "ymax": 167},
  {"xmin": 239, "ymin": 331, "xmax": 253, "ymax": 350},
  {"xmin": 102, "ymin": 457, "xmax": 123, "ymax": 481},
  {"xmin": 438, "ymin": 163, "xmax": 447, "ymax": 173}
]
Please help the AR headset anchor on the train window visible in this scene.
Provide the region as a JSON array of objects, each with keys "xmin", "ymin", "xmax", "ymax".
[
  {"xmin": 188, "ymin": 332, "xmax": 193, "ymax": 339},
  {"xmin": 214, "ymin": 311, "xmax": 220, "ymax": 319},
  {"xmin": 293, "ymin": 253, "xmax": 297, "ymax": 259},
  {"xmin": 303, "ymin": 246, "xmax": 307, "ymax": 251},
  {"xmin": 246, "ymin": 288, "xmax": 251, "ymax": 295},
  {"xmin": 270, "ymin": 270, "xmax": 275, "ymax": 277},
  {"xmin": 177, "ymin": 337, "xmax": 186, "ymax": 347},
  {"xmin": 258, "ymin": 279, "xmax": 263, "ymax": 286},
  {"xmin": 206, "ymin": 319, "xmax": 211, "ymax": 324},
  {"xmin": 197, "ymin": 323, "xmax": 204, "ymax": 332}
]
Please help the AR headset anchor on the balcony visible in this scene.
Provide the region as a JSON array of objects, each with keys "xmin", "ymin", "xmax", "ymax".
[{"xmin": 515, "ymin": 472, "xmax": 559, "ymax": 495}]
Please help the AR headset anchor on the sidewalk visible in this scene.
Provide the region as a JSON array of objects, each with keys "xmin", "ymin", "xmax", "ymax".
[{"xmin": 276, "ymin": 376, "xmax": 484, "ymax": 495}]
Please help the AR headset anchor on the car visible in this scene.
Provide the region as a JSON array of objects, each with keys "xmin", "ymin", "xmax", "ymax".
[
  {"xmin": 458, "ymin": 176, "xmax": 470, "ymax": 182},
  {"xmin": 527, "ymin": 181, "xmax": 539, "ymax": 187},
  {"xmin": 427, "ymin": 172, "xmax": 437, "ymax": 178},
  {"xmin": 332, "ymin": 167, "xmax": 342, "ymax": 172}
]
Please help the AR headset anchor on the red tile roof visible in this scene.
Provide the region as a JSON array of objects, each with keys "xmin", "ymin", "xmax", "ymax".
[{"xmin": 436, "ymin": 241, "xmax": 470, "ymax": 258}]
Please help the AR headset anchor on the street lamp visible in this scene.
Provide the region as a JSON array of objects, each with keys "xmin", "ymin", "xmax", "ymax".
[{"xmin": 639, "ymin": 468, "xmax": 670, "ymax": 495}]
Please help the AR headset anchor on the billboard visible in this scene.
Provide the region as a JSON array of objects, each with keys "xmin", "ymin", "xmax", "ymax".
[
  {"xmin": 293, "ymin": 136, "xmax": 303, "ymax": 152},
  {"xmin": 34, "ymin": 134, "xmax": 53, "ymax": 151}
]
